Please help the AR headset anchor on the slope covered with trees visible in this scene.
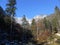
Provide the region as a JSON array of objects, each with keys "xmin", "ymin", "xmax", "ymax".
[{"xmin": 0, "ymin": 6, "xmax": 34, "ymax": 45}]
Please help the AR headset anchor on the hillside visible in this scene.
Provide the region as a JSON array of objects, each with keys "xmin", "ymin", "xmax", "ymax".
[{"xmin": 0, "ymin": 6, "xmax": 34, "ymax": 45}]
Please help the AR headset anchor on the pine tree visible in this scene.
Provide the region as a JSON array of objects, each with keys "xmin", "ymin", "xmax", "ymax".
[
  {"xmin": 21, "ymin": 15, "xmax": 29, "ymax": 29},
  {"xmin": 5, "ymin": 0, "xmax": 16, "ymax": 39},
  {"xmin": 31, "ymin": 19, "xmax": 37, "ymax": 40},
  {"xmin": 53, "ymin": 6, "xmax": 60, "ymax": 33},
  {"xmin": 43, "ymin": 18, "xmax": 49, "ymax": 29},
  {"xmin": 51, "ymin": 17, "xmax": 58, "ymax": 33},
  {"xmin": 55, "ymin": 6, "xmax": 60, "ymax": 14},
  {"xmin": 6, "ymin": 0, "xmax": 16, "ymax": 17},
  {"xmin": 43, "ymin": 18, "xmax": 53, "ymax": 32},
  {"xmin": 55, "ymin": 6, "xmax": 60, "ymax": 20}
]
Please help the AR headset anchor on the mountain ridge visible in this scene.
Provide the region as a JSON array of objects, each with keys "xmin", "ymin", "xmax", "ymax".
[{"xmin": 15, "ymin": 15, "xmax": 47, "ymax": 24}]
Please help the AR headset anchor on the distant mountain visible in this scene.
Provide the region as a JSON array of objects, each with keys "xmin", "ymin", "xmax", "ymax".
[
  {"xmin": 14, "ymin": 17, "xmax": 32, "ymax": 24},
  {"xmin": 34, "ymin": 15, "xmax": 47, "ymax": 19},
  {"xmin": 34, "ymin": 15, "xmax": 47, "ymax": 22},
  {"xmin": 15, "ymin": 17, "xmax": 22, "ymax": 24},
  {"xmin": 14, "ymin": 15, "xmax": 47, "ymax": 24}
]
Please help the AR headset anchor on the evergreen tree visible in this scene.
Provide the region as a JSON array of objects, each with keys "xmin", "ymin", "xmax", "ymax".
[
  {"xmin": 43, "ymin": 18, "xmax": 52, "ymax": 32},
  {"xmin": 55, "ymin": 6, "xmax": 60, "ymax": 20},
  {"xmin": 6, "ymin": 0, "xmax": 16, "ymax": 17},
  {"xmin": 55, "ymin": 6, "xmax": 60, "ymax": 14},
  {"xmin": 55, "ymin": 6, "xmax": 60, "ymax": 29},
  {"xmin": 43, "ymin": 18, "xmax": 49, "ymax": 29},
  {"xmin": 21, "ymin": 15, "xmax": 29, "ymax": 29},
  {"xmin": 51, "ymin": 17, "xmax": 58, "ymax": 33},
  {"xmin": 31, "ymin": 19, "xmax": 37, "ymax": 40}
]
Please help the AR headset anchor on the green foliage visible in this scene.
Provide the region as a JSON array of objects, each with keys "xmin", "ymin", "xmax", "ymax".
[
  {"xmin": 55, "ymin": 6, "xmax": 60, "ymax": 14},
  {"xmin": 22, "ymin": 15, "xmax": 30, "ymax": 29},
  {"xmin": 0, "ymin": 7, "xmax": 34, "ymax": 44},
  {"xmin": 6, "ymin": 0, "xmax": 16, "ymax": 16},
  {"xmin": 52, "ymin": 17, "xmax": 58, "ymax": 27},
  {"xmin": 43, "ymin": 18, "xmax": 51, "ymax": 30},
  {"xmin": 54, "ymin": 27, "xmax": 58, "ymax": 33},
  {"xmin": 31, "ymin": 19, "xmax": 36, "ymax": 25},
  {"xmin": 55, "ymin": 6, "xmax": 60, "ymax": 21},
  {"xmin": 51, "ymin": 17, "xmax": 58, "ymax": 33},
  {"xmin": 31, "ymin": 19, "xmax": 37, "ymax": 40}
]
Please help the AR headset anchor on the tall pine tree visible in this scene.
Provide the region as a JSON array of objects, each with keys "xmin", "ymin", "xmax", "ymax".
[
  {"xmin": 5, "ymin": 0, "xmax": 16, "ymax": 36},
  {"xmin": 55, "ymin": 6, "xmax": 60, "ymax": 14},
  {"xmin": 31, "ymin": 19, "xmax": 37, "ymax": 40},
  {"xmin": 55, "ymin": 6, "xmax": 60, "ymax": 21},
  {"xmin": 6, "ymin": 0, "xmax": 16, "ymax": 17}
]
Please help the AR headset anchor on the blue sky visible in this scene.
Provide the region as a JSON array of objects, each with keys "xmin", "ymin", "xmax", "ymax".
[{"xmin": 0, "ymin": 0, "xmax": 60, "ymax": 19}]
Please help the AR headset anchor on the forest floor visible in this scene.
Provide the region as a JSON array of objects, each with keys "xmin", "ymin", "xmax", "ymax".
[{"xmin": 48, "ymin": 33, "xmax": 60, "ymax": 45}]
